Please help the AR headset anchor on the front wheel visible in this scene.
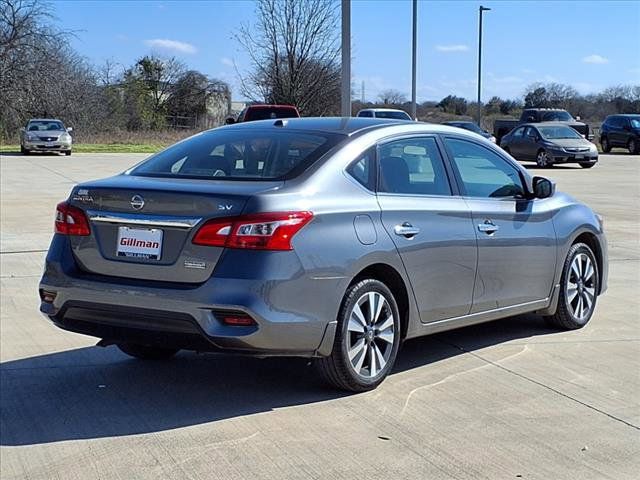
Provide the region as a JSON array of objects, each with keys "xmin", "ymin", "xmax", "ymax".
[
  {"xmin": 117, "ymin": 343, "xmax": 178, "ymax": 360},
  {"xmin": 536, "ymin": 150, "xmax": 552, "ymax": 168},
  {"xmin": 64, "ymin": 150, "xmax": 72, "ymax": 156},
  {"xmin": 629, "ymin": 138, "xmax": 639, "ymax": 155},
  {"xmin": 316, "ymin": 279, "xmax": 401, "ymax": 392},
  {"xmin": 545, "ymin": 243, "xmax": 599, "ymax": 330},
  {"xmin": 601, "ymin": 136, "xmax": 611, "ymax": 153}
]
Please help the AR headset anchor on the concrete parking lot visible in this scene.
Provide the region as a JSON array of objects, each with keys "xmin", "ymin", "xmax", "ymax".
[{"xmin": 1, "ymin": 152, "xmax": 639, "ymax": 479}]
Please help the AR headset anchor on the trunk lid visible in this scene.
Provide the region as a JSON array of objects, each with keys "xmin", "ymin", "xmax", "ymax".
[{"xmin": 67, "ymin": 174, "xmax": 283, "ymax": 283}]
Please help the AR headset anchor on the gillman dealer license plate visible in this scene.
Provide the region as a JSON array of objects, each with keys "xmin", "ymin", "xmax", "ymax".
[{"xmin": 117, "ymin": 226, "xmax": 163, "ymax": 260}]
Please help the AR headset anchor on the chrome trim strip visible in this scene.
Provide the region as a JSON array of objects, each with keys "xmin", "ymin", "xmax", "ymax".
[{"xmin": 87, "ymin": 211, "xmax": 202, "ymax": 229}]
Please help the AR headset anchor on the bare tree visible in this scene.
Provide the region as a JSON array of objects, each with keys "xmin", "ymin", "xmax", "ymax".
[
  {"xmin": 378, "ymin": 89, "xmax": 407, "ymax": 105},
  {"xmin": 235, "ymin": 0, "xmax": 340, "ymax": 116}
]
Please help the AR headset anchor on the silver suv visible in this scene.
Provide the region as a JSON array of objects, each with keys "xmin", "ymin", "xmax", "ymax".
[{"xmin": 20, "ymin": 118, "xmax": 73, "ymax": 155}]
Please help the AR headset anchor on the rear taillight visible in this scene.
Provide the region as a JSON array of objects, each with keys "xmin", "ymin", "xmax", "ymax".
[
  {"xmin": 55, "ymin": 201, "xmax": 90, "ymax": 236},
  {"xmin": 193, "ymin": 211, "xmax": 313, "ymax": 251}
]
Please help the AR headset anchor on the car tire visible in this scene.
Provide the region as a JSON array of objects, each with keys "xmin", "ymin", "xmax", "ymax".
[
  {"xmin": 316, "ymin": 279, "xmax": 401, "ymax": 392},
  {"xmin": 65, "ymin": 150, "xmax": 72, "ymax": 156},
  {"xmin": 545, "ymin": 242, "xmax": 599, "ymax": 330},
  {"xmin": 580, "ymin": 162, "xmax": 596, "ymax": 169},
  {"xmin": 601, "ymin": 136, "xmax": 611, "ymax": 153},
  {"xmin": 117, "ymin": 343, "xmax": 179, "ymax": 360},
  {"xmin": 21, "ymin": 146, "xmax": 29, "ymax": 155},
  {"xmin": 629, "ymin": 138, "xmax": 639, "ymax": 155},
  {"xmin": 536, "ymin": 150, "xmax": 552, "ymax": 168}
]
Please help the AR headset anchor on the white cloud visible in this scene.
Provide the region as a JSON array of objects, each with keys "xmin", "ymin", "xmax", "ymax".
[
  {"xmin": 435, "ymin": 45, "xmax": 469, "ymax": 53},
  {"xmin": 144, "ymin": 38, "xmax": 197, "ymax": 54},
  {"xmin": 582, "ymin": 54, "xmax": 608, "ymax": 64},
  {"xmin": 220, "ymin": 57, "xmax": 234, "ymax": 67}
]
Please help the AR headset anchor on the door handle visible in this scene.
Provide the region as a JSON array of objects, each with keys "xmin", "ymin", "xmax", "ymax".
[
  {"xmin": 478, "ymin": 220, "xmax": 499, "ymax": 234},
  {"xmin": 394, "ymin": 223, "xmax": 420, "ymax": 238}
]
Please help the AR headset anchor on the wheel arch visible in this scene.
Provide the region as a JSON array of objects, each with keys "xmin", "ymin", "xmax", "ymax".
[{"xmin": 572, "ymin": 231, "xmax": 604, "ymax": 295}]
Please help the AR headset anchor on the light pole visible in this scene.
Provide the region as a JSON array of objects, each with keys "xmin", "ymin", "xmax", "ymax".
[
  {"xmin": 410, "ymin": 0, "xmax": 417, "ymax": 120},
  {"xmin": 477, "ymin": 5, "xmax": 491, "ymax": 127},
  {"xmin": 341, "ymin": 0, "xmax": 351, "ymax": 117}
]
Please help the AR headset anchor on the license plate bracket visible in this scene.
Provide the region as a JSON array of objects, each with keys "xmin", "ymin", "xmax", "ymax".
[{"xmin": 117, "ymin": 226, "xmax": 163, "ymax": 260}]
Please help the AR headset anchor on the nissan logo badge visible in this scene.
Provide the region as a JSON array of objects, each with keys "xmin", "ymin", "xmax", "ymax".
[{"xmin": 130, "ymin": 195, "xmax": 145, "ymax": 210}]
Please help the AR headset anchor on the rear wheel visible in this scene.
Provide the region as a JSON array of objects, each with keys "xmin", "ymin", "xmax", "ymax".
[
  {"xmin": 536, "ymin": 150, "xmax": 552, "ymax": 168},
  {"xmin": 117, "ymin": 343, "xmax": 178, "ymax": 360},
  {"xmin": 316, "ymin": 279, "xmax": 401, "ymax": 392},
  {"xmin": 21, "ymin": 145, "xmax": 29, "ymax": 155},
  {"xmin": 601, "ymin": 136, "xmax": 611, "ymax": 153},
  {"xmin": 545, "ymin": 243, "xmax": 599, "ymax": 330},
  {"xmin": 580, "ymin": 162, "xmax": 596, "ymax": 169},
  {"xmin": 629, "ymin": 138, "xmax": 639, "ymax": 155}
]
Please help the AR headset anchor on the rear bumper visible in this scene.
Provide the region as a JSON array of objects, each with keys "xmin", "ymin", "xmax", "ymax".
[{"xmin": 39, "ymin": 235, "xmax": 342, "ymax": 357}]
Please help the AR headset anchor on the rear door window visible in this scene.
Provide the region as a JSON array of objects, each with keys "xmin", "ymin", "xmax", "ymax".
[
  {"xmin": 131, "ymin": 130, "xmax": 343, "ymax": 180},
  {"xmin": 378, "ymin": 137, "xmax": 452, "ymax": 196}
]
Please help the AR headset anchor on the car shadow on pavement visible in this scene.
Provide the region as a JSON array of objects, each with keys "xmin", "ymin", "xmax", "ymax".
[{"xmin": 1, "ymin": 313, "xmax": 555, "ymax": 446}]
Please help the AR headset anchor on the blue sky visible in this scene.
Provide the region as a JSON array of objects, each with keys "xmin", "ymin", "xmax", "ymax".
[{"xmin": 54, "ymin": 0, "xmax": 640, "ymax": 102}]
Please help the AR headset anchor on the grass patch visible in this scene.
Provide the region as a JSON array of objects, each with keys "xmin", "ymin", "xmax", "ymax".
[{"xmin": 0, "ymin": 143, "xmax": 165, "ymax": 154}]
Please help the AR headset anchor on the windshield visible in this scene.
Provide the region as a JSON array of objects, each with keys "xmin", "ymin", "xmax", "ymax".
[
  {"xmin": 538, "ymin": 125, "xmax": 582, "ymax": 140},
  {"xmin": 130, "ymin": 129, "xmax": 344, "ymax": 180},
  {"xmin": 542, "ymin": 111, "xmax": 573, "ymax": 122},
  {"xmin": 375, "ymin": 111, "xmax": 412, "ymax": 120},
  {"xmin": 27, "ymin": 121, "xmax": 64, "ymax": 131},
  {"xmin": 452, "ymin": 122, "xmax": 484, "ymax": 134}
]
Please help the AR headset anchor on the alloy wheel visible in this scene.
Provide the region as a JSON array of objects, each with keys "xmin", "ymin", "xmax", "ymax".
[
  {"xmin": 346, "ymin": 291, "xmax": 395, "ymax": 378},
  {"xmin": 566, "ymin": 253, "xmax": 596, "ymax": 321},
  {"xmin": 537, "ymin": 151, "xmax": 550, "ymax": 167}
]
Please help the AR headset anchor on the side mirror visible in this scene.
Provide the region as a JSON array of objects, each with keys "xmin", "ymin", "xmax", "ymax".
[
  {"xmin": 224, "ymin": 117, "xmax": 236, "ymax": 125},
  {"xmin": 66, "ymin": 127, "xmax": 73, "ymax": 132},
  {"xmin": 20, "ymin": 127, "xmax": 25, "ymax": 132},
  {"xmin": 532, "ymin": 176, "xmax": 555, "ymax": 199}
]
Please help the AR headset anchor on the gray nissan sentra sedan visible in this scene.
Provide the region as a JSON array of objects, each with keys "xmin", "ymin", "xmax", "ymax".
[{"xmin": 39, "ymin": 118, "xmax": 608, "ymax": 391}]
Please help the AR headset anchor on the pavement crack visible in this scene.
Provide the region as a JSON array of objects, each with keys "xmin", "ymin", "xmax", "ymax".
[
  {"xmin": 438, "ymin": 339, "xmax": 640, "ymax": 432},
  {"xmin": 24, "ymin": 157, "xmax": 79, "ymax": 183}
]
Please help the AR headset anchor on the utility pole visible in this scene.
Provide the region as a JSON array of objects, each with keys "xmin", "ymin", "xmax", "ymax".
[
  {"xmin": 341, "ymin": 0, "xmax": 351, "ymax": 117},
  {"xmin": 361, "ymin": 80, "xmax": 365, "ymax": 103},
  {"xmin": 477, "ymin": 5, "xmax": 491, "ymax": 126},
  {"xmin": 410, "ymin": 0, "xmax": 417, "ymax": 120}
]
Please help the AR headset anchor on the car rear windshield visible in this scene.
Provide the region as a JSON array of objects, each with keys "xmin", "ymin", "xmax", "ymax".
[
  {"xmin": 538, "ymin": 125, "xmax": 582, "ymax": 139},
  {"xmin": 129, "ymin": 129, "xmax": 344, "ymax": 180},
  {"xmin": 245, "ymin": 107, "xmax": 298, "ymax": 121},
  {"xmin": 541, "ymin": 111, "xmax": 573, "ymax": 121},
  {"xmin": 375, "ymin": 111, "xmax": 411, "ymax": 120}
]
